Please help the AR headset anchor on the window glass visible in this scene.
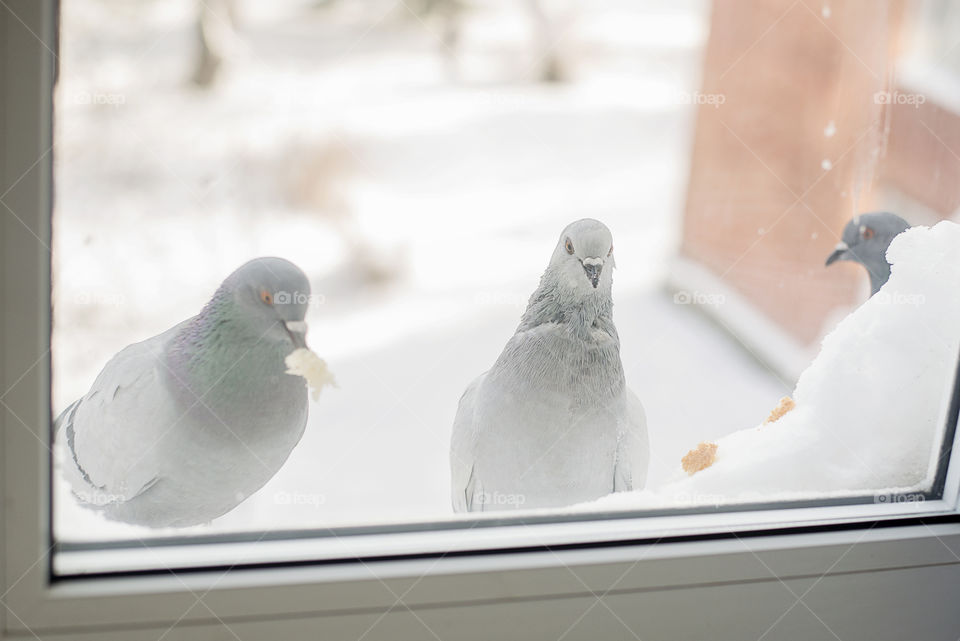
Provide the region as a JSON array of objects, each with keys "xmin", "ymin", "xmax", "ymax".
[{"xmin": 53, "ymin": 0, "xmax": 960, "ymax": 547}]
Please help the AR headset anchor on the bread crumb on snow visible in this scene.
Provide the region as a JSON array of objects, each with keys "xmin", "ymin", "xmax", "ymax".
[
  {"xmin": 764, "ymin": 396, "xmax": 795, "ymax": 425},
  {"xmin": 681, "ymin": 441, "xmax": 718, "ymax": 476}
]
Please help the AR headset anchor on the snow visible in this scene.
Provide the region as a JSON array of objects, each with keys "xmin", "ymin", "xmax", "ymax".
[{"xmin": 590, "ymin": 222, "xmax": 960, "ymax": 511}]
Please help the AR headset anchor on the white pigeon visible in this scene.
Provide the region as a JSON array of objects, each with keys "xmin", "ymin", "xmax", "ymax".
[
  {"xmin": 450, "ymin": 219, "xmax": 649, "ymax": 512},
  {"xmin": 56, "ymin": 257, "xmax": 312, "ymax": 528}
]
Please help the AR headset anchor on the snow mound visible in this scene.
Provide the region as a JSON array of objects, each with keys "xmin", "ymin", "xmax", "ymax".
[{"xmin": 594, "ymin": 221, "xmax": 960, "ymax": 509}]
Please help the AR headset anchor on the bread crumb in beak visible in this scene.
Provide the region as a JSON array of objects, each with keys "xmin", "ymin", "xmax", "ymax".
[{"xmin": 285, "ymin": 348, "xmax": 336, "ymax": 401}]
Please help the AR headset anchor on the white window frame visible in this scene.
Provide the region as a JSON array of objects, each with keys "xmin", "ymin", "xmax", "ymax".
[{"xmin": 4, "ymin": 1, "xmax": 960, "ymax": 637}]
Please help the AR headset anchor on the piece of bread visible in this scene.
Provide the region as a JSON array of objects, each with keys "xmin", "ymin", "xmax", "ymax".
[
  {"xmin": 681, "ymin": 441, "xmax": 718, "ymax": 476},
  {"xmin": 764, "ymin": 396, "xmax": 795, "ymax": 425},
  {"xmin": 285, "ymin": 348, "xmax": 336, "ymax": 401}
]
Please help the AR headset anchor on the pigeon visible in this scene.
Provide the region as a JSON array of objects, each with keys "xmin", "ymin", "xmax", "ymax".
[
  {"xmin": 450, "ymin": 219, "xmax": 649, "ymax": 512},
  {"xmin": 56, "ymin": 257, "xmax": 313, "ymax": 528},
  {"xmin": 826, "ymin": 212, "xmax": 911, "ymax": 296}
]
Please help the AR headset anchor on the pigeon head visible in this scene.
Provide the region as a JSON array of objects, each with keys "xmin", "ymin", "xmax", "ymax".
[
  {"xmin": 549, "ymin": 218, "xmax": 616, "ymax": 291},
  {"xmin": 221, "ymin": 257, "xmax": 312, "ymax": 350},
  {"xmin": 825, "ymin": 212, "xmax": 910, "ymax": 296}
]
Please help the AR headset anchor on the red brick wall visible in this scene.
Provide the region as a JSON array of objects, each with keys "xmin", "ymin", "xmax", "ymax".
[
  {"xmin": 681, "ymin": 0, "xmax": 906, "ymax": 344},
  {"xmin": 883, "ymin": 96, "xmax": 960, "ymax": 216}
]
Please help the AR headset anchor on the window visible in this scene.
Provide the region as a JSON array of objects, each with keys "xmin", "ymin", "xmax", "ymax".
[{"xmin": 5, "ymin": 0, "xmax": 960, "ymax": 638}]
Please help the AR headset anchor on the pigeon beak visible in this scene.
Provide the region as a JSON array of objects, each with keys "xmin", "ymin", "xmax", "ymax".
[
  {"xmin": 825, "ymin": 241, "xmax": 849, "ymax": 267},
  {"xmin": 284, "ymin": 320, "xmax": 308, "ymax": 350},
  {"xmin": 582, "ymin": 259, "xmax": 603, "ymax": 288}
]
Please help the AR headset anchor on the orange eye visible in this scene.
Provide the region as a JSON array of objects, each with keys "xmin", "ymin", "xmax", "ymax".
[
  {"xmin": 608, "ymin": 244, "xmax": 614, "ymax": 257},
  {"xmin": 259, "ymin": 289, "xmax": 273, "ymax": 305},
  {"xmin": 564, "ymin": 238, "xmax": 575, "ymax": 254},
  {"xmin": 861, "ymin": 226, "xmax": 875, "ymax": 240}
]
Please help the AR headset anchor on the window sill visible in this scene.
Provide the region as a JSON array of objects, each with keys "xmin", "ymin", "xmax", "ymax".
[
  {"xmin": 10, "ymin": 519, "xmax": 960, "ymax": 639},
  {"xmin": 55, "ymin": 496, "xmax": 950, "ymax": 576}
]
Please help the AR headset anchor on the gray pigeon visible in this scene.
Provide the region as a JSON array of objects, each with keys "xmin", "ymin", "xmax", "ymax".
[
  {"xmin": 825, "ymin": 212, "xmax": 911, "ymax": 296},
  {"xmin": 450, "ymin": 219, "xmax": 649, "ymax": 512},
  {"xmin": 56, "ymin": 257, "xmax": 312, "ymax": 528}
]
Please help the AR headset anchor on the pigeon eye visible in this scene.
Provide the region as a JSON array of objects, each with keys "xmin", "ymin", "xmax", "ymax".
[
  {"xmin": 608, "ymin": 244, "xmax": 613, "ymax": 257},
  {"xmin": 259, "ymin": 289, "xmax": 274, "ymax": 305},
  {"xmin": 861, "ymin": 226, "xmax": 875, "ymax": 240},
  {"xmin": 564, "ymin": 238, "xmax": 575, "ymax": 254}
]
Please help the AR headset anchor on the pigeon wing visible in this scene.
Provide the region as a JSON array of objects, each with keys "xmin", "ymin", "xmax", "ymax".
[
  {"xmin": 450, "ymin": 372, "xmax": 485, "ymax": 513},
  {"xmin": 614, "ymin": 388, "xmax": 649, "ymax": 492},
  {"xmin": 63, "ymin": 329, "xmax": 180, "ymax": 503}
]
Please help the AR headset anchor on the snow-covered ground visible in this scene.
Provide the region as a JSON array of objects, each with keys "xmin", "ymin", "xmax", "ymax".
[{"xmin": 54, "ymin": 0, "xmax": 951, "ymax": 544}]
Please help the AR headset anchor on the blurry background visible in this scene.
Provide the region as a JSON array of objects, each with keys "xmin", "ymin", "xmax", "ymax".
[{"xmin": 52, "ymin": 0, "xmax": 959, "ymax": 540}]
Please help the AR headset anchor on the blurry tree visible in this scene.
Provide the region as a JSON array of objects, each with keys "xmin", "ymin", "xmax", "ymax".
[
  {"xmin": 192, "ymin": 0, "xmax": 239, "ymax": 87},
  {"xmin": 524, "ymin": 0, "xmax": 564, "ymax": 82},
  {"xmin": 405, "ymin": 0, "xmax": 467, "ymax": 79}
]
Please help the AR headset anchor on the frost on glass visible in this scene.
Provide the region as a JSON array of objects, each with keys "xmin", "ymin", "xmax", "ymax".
[{"xmin": 52, "ymin": 0, "xmax": 960, "ymax": 543}]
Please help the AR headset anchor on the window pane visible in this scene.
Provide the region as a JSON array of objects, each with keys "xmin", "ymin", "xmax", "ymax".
[{"xmin": 53, "ymin": 0, "xmax": 960, "ymax": 552}]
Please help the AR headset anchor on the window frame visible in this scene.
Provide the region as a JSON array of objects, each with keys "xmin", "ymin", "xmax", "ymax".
[{"xmin": 4, "ymin": 0, "xmax": 960, "ymax": 637}]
